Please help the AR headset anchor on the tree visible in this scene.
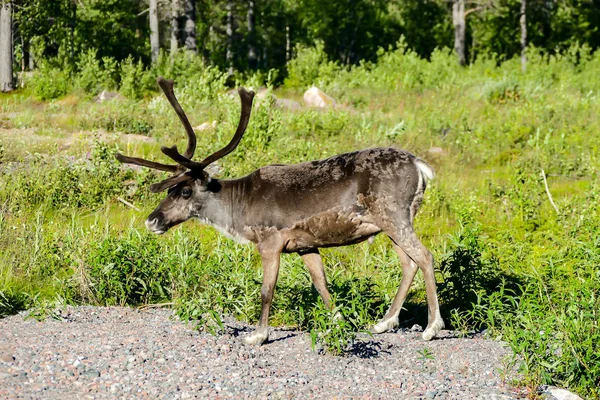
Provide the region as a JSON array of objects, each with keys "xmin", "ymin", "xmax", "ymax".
[
  {"xmin": 170, "ymin": 0, "xmax": 180, "ymax": 55},
  {"xmin": 149, "ymin": 0, "xmax": 159, "ymax": 62},
  {"xmin": 0, "ymin": 1, "xmax": 13, "ymax": 92},
  {"xmin": 247, "ymin": 0, "xmax": 256, "ymax": 69},
  {"xmin": 183, "ymin": 0, "xmax": 197, "ymax": 53},
  {"xmin": 226, "ymin": 1, "xmax": 233, "ymax": 74},
  {"xmin": 453, "ymin": 0, "xmax": 466, "ymax": 66},
  {"xmin": 520, "ymin": 0, "xmax": 526, "ymax": 71}
]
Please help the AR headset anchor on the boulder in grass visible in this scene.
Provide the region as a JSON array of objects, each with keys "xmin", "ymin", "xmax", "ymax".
[
  {"xmin": 538, "ymin": 385, "xmax": 583, "ymax": 400},
  {"xmin": 94, "ymin": 90, "xmax": 123, "ymax": 103},
  {"xmin": 194, "ymin": 121, "xmax": 217, "ymax": 132},
  {"xmin": 303, "ymin": 86, "xmax": 336, "ymax": 109}
]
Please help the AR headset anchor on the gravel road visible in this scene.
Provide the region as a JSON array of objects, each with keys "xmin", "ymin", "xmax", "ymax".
[{"xmin": 0, "ymin": 306, "xmax": 524, "ymax": 399}]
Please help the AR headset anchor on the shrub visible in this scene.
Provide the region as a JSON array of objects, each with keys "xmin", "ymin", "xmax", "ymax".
[
  {"xmin": 76, "ymin": 49, "xmax": 119, "ymax": 94},
  {"xmin": 29, "ymin": 63, "xmax": 71, "ymax": 100},
  {"xmin": 284, "ymin": 41, "xmax": 340, "ymax": 88}
]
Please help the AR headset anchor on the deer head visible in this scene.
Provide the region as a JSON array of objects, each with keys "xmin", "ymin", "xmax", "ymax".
[{"xmin": 116, "ymin": 77, "xmax": 255, "ymax": 234}]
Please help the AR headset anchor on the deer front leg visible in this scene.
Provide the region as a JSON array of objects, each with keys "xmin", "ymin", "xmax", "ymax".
[
  {"xmin": 242, "ymin": 242, "xmax": 282, "ymax": 345},
  {"xmin": 300, "ymin": 249, "xmax": 332, "ymax": 309}
]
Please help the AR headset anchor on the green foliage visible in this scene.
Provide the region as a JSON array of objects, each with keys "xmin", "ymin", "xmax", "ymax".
[
  {"xmin": 87, "ymin": 232, "xmax": 179, "ymax": 306},
  {"xmin": 76, "ymin": 49, "xmax": 119, "ymax": 94},
  {"xmin": 284, "ymin": 41, "xmax": 341, "ymax": 88},
  {"xmin": 3, "ymin": 42, "xmax": 600, "ymax": 396},
  {"xmin": 29, "ymin": 63, "xmax": 71, "ymax": 100},
  {"xmin": 0, "ymin": 141, "xmax": 155, "ymax": 211},
  {"xmin": 308, "ymin": 302, "xmax": 358, "ymax": 356},
  {"xmin": 120, "ymin": 56, "xmax": 153, "ymax": 100}
]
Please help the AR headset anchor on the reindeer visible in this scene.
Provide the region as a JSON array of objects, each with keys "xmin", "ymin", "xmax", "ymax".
[{"xmin": 116, "ymin": 77, "xmax": 445, "ymax": 345}]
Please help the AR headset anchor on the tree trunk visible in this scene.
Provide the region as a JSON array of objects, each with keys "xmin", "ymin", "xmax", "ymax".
[
  {"xmin": 452, "ymin": 0, "xmax": 466, "ymax": 66},
  {"xmin": 149, "ymin": 0, "xmax": 160, "ymax": 62},
  {"xmin": 226, "ymin": 1, "xmax": 233, "ymax": 75},
  {"xmin": 170, "ymin": 0, "xmax": 180, "ymax": 56},
  {"xmin": 520, "ymin": 0, "xmax": 527, "ymax": 72},
  {"xmin": 285, "ymin": 24, "xmax": 291, "ymax": 62},
  {"xmin": 0, "ymin": 1, "xmax": 14, "ymax": 92},
  {"xmin": 183, "ymin": 0, "xmax": 196, "ymax": 53},
  {"xmin": 247, "ymin": 0, "xmax": 257, "ymax": 69}
]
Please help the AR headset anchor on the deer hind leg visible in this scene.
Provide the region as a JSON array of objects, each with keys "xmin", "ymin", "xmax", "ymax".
[
  {"xmin": 242, "ymin": 243, "xmax": 282, "ymax": 346},
  {"xmin": 371, "ymin": 243, "xmax": 418, "ymax": 334},
  {"xmin": 381, "ymin": 226, "xmax": 444, "ymax": 341}
]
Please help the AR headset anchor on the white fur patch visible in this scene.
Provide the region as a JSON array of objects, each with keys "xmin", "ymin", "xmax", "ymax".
[{"xmin": 415, "ymin": 159, "xmax": 435, "ymax": 181}]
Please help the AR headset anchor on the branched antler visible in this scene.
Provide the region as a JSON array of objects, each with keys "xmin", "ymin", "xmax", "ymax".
[{"xmin": 115, "ymin": 78, "xmax": 255, "ymax": 192}]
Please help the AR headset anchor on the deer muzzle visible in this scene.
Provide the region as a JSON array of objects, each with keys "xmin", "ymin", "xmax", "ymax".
[{"xmin": 145, "ymin": 213, "xmax": 167, "ymax": 235}]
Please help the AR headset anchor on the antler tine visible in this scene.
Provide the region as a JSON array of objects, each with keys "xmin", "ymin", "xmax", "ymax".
[
  {"xmin": 115, "ymin": 153, "xmax": 179, "ymax": 173},
  {"xmin": 149, "ymin": 173, "xmax": 192, "ymax": 193},
  {"xmin": 198, "ymin": 87, "xmax": 255, "ymax": 169},
  {"xmin": 161, "ymin": 145, "xmax": 203, "ymax": 170},
  {"xmin": 156, "ymin": 77, "xmax": 197, "ymax": 159}
]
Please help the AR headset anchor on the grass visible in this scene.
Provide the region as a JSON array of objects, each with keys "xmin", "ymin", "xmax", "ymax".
[{"xmin": 1, "ymin": 44, "xmax": 599, "ymax": 397}]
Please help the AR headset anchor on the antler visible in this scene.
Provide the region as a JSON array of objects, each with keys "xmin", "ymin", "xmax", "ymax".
[
  {"xmin": 115, "ymin": 79, "xmax": 255, "ymax": 192},
  {"xmin": 198, "ymin": 87, "xmax": 255, "ymax": 168},
  {"xmin": 159, "ymin": 87, "xmax": 255, "ymax": 170},
  {"xmin": 156, "ymin": 77, "xmax": 197, "ymax": 159}
]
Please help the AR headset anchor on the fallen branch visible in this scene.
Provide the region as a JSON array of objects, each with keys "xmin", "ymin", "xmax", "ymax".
[
  {"xmin": 117, "ymin": 197, "xmax": 140, "ymax": 212},
  {"xmin": 541, "ymin": 168, "xmax": 559, "ymax": 214}
]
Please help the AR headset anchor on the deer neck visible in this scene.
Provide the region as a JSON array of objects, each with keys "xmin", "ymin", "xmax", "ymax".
[{"xmin": 194, "ymin": 177, "xmax": 251, "ymax": 244}]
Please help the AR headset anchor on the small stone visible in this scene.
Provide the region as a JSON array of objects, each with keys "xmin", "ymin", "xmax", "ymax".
[
  {"xmin": 410, "ymin": 324, "xmax": 423, "ymax": 332},
  {"xmin": 31, "ymin": 364, "xmax": 41, "ymax": 372},
  {"xmin": 0, "ymin": 353, "xmax": 14, "ymax": 363},
  {"xmin": 83, "ymin": 369, "xmax": 100, "ymax": 378},
  {"xmin": 426, "ymin": 390, "xmax": 438, "ymax": 399}
]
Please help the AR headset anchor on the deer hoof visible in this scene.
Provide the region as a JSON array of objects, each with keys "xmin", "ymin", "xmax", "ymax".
[
  {"xmin": 241, "ymin": 330, "xmax": 269, "ymax": 345},
  {"xmin": 422, "ymin": 317, "xmax": 445, "ymax": 341},
  {"xmin": 371, "ymin": 317, "xmax": 398, "ymax": 334}
]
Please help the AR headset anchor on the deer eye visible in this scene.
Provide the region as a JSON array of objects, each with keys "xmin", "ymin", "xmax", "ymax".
[{"xmin": 181, "ymin": 187, "xmax": 192, "ymax": 199}]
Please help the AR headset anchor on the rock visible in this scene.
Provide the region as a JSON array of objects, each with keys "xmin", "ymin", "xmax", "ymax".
[
  {"xmin": 538, "ymin": 385, "xmax": 583, "ymax": 400},
  {"xmin": 410, "ymin": 324, "xmax": 423, "ymax": 332},
  {"xmin": 303, "ymin": 87, "xmax": 336, "ymax": 109},
  {"xmin": 428, "ymin": 147, "xmax": 447, "ymax": 157},
  {"xmin": 0, "ymin": 353, "xmax": 14, "ymax": 363},
  {"xmin": 83, "ymin": 369, "xmax": 100, "ymax": 378},
  {"xmin": 94, "ymin": 91, "xmax": 123, "ymax": 103},
  {"xmin": 194, "ymin": 121, "xmax": 217, "ymax": 132}
]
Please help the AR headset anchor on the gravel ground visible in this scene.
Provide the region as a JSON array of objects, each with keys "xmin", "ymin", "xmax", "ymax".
[{"xmin": 0, "ymin": 306, "xmax": 525, "ymax": 399}]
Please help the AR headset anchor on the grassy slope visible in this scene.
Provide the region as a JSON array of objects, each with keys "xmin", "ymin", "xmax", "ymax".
[{"xmin": 0, "ymin": 49, "xmax": 599, "ymax": 396}]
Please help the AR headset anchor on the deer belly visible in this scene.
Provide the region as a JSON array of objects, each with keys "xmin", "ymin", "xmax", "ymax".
[{"xmin": 282, "ymin": 209, "xmax": 381, "ymax": 252}]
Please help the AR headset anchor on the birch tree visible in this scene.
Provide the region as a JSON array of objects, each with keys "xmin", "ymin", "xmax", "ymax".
[
  {"xmin": 149, "ymin": 0, "xmax": 159, "ymax": 62},
  {"xmin": 170, "ymin": 0, "xmax": 180, "ymax": 55},
  {"xmin": 247, "ymin": 0, "xmax": 256, "ymax": 69},
  {"xmin": 0, "ymin": 1, "xmax": 13, "ymax": 92},
  {"xmin": 452, "ymin": 0, "xmax": 466, "ymax": 66},
  {"xmin": 520, "ymin": 0, "xmax": 527, "ymax": 71},
  {"xmin": 183, "ymin": 0, "xmax": 196, "ymax": 53}
]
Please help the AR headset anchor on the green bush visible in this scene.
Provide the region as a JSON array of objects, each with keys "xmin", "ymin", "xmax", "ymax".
[
  {"xmin": 284, "ymin": 41, "xmax": 341, "ymax": 88},
  {"xmin": 75, "ymin": 49, "xmax": 119, "ymax": 94},
  {"xmin": 120, "ymin": 56, "xmax": 154, "ymax": 99},
  {"xmin": 29, "ymin": 63, "xmax": 71, "ymax": 100}
]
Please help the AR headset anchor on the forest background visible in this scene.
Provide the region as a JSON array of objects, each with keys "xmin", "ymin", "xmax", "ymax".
[{"xmin": 0, "ymin": 0, "xmax": 599, "ymax": 398}]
